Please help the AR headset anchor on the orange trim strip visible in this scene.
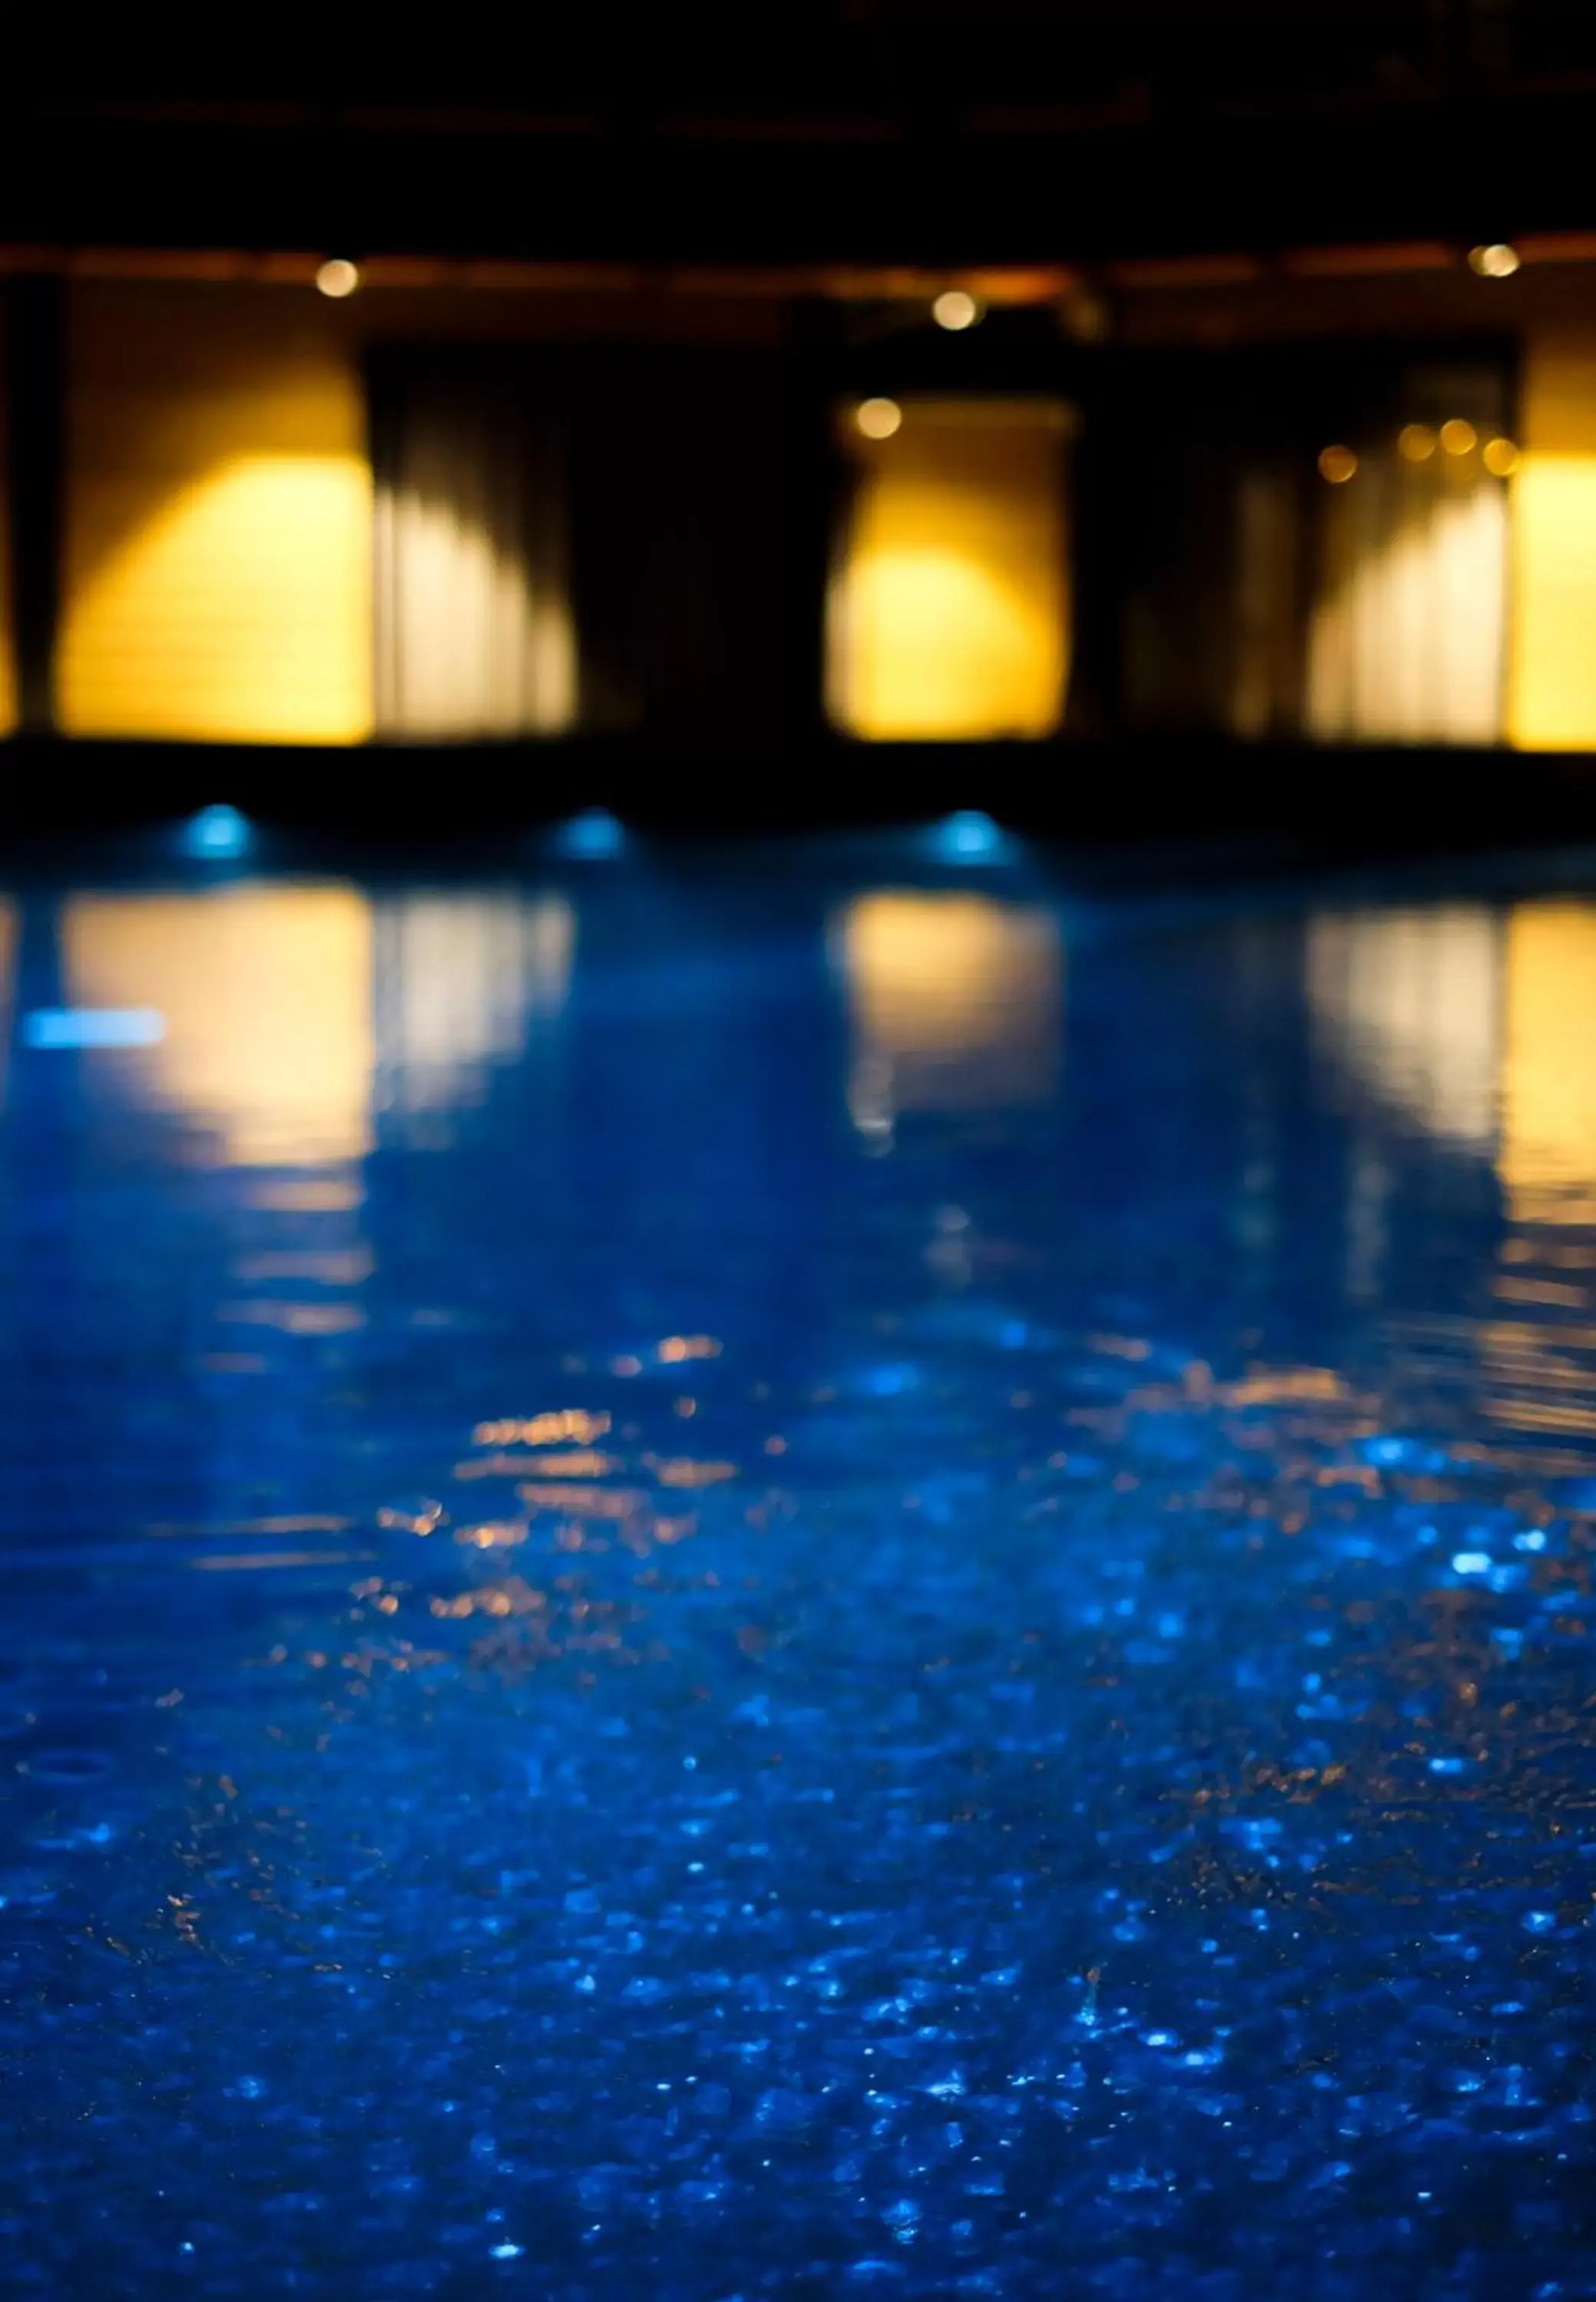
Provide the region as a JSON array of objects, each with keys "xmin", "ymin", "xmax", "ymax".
[
  {"xmin": 1281, "ymin": 241, "xmax": 1456, "ymax": 277},
  {"xmin": 0, "ymin": 234, "xmax": 1591, "ymax": 297},
  {"xmin": 1106, "ymin": 253, "xmax": 1265, "ymax": 289}
]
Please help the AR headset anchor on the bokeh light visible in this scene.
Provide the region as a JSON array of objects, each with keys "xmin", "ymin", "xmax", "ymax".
[
  {"xmin": 1317, "ymin": 444, "xmax": 1358, "ymax": 484},
  {"xmin": 1440, "ymin": 418, "xmax": 1479, "ymax": 457},
  {"xmin": 552, "ymin": 808, "xmax": 625, "ymax": 860},
  {"xmin": 932, "ymin": 809, "xmax": 1007, "ymax": 863},
  {"xmin": 932, "ymin": 289, "xmax": 981, "ymax": 332},
  {"xmin": 856, "ymin": 397, "xmax": 903, "ymax": 440},
  {"xmin": 180, "ymin": 803, "xmax": 251, "ymax": 859},
  {"xmin": 315, "ymin": 259, "xmax": 361, "ymax": 300},
  {"xmin": 1483, "ymin": 435, "xmax": 1522, "ymax": 477},
  {"xmin": 1469, "ymin": 242, "xmax": 1522, "ymax": 279},
  {"xmin": 1398, "ymin": 423, "xmax": 1439, "ymax": 462}
]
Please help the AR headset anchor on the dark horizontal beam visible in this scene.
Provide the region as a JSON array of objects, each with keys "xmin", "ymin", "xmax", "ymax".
[
  {"xmin": 4, "ymin": 734, "xmax": 1594, "ymax": 866},
  {"xmin": 1, "ymin": 87, "xmax": 1594, "ymax": 266}
]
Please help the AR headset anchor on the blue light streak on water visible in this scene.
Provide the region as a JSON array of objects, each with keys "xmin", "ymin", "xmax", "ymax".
[
  {"xmin": 21, "ymin": 1007, "xmax": 166, "ymax": 1047},
  {"xmin": 1, "ymin": 853, "xmax": 1594, "ymax": 2294}
]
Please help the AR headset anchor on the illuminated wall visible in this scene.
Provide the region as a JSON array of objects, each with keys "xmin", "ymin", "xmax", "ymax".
[
  {"xmin": 58, "ymin": 288, "xmax": 371, "ymax": 743},
  {"xmin": 826, "ymin": 398, "xmax": 1070, "ymax": 740},
  {"xmin": 1509, "ymin": 332, "xmax": 1596, "ymax": 751},
  {"xmin": 63, "ymin": 886, "xmax": 374, "ymax": 1166}
]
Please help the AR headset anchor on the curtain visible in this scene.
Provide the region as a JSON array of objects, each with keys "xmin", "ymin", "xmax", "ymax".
[
  {"xmin": 373, "ymin": 376, "xmax": 576, "ymax": 738},
  {"xmin": 1305, "ymin": 371, "xmax": 1510, "ymax": 744},
  {"xmin": 1106, "ymin": 352, "xmax": 1512, "ymax": 746}
]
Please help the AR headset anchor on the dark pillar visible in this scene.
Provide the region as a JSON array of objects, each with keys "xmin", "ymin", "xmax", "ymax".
[
  {"xmin": 784, "ymin": 296, "xmax": 840, "ymax": 758},
  {"xmin": 1062, "ymin": 356, "xmax": 1127, "ymax": 740},
  {"xmin": 5, "ymin": 273, "xmax": 65, "ymax": 735}
]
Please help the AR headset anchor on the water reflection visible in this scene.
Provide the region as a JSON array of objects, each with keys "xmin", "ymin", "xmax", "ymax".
[
  {"xmin": 62, "ymin": 885, "xmax": 373, "ymax": 1165},
  {"xmin": 1483, "ymin": 899, "xmax": 1596, "ymax": 1463},
  {"xmin": 13, "ymin": 862, "xmax": 1596, "ymax": 2296},
  {"xmin": 54, "ymin": 884, "xmax": 576, "ymax": 1168},
  {"xmin": 835, "ymin": 890, "xmax": 1060, "ymax": 1142},
  {"xmin": 374, "ymin": 892, "xmax": 573, "ymax": 1127},
  {"xmin": 1307, "ymin": 904, "xmax": 1501, "ymax": 1146},
  {"xmin": 0, "ymin": 897, "xmax": 16, "ymax": 1109},
  {"xmin": 1500, "ymin": 899, "xmax": 1596, "ymax": 1225},
  {"xmin": 1307, "ymin": 895, "xmax": 1596, "ymax": 1470}
]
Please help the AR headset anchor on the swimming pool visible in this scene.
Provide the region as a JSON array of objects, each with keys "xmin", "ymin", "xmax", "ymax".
[{"xmin": 4, "ymin": 833, "xmax": 1594, "ymax": 2297}]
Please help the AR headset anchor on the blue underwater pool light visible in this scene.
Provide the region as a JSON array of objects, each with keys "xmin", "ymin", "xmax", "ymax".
[
  {"xmin": 552, "ymin": 808, "xmax": 626, "ymax": 860},
  {"xmin": 180, "ymin": 803, "xmax": 252, "ymax": 860},
  {"xmin": 931, "ymin": 809, "xmax": 1009, "ymax": 864}
]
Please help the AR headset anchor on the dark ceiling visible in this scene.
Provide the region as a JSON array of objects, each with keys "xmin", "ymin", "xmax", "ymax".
[{"xmin": 5, "ymin": 2, "xmax": 1594, "ymax": 263}]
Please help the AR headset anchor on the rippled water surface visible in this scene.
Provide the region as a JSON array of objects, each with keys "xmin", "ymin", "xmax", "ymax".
[{"xmin": 5, "ymin": 838, "xmax": 1596, "ymax": 2298}]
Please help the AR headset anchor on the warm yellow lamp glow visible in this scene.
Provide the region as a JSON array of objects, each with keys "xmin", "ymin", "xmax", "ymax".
[
  {"xmin": 1398, "ymin": 424, "xmax": 1438, "ymax": 462},
  {"xmin": 315, "ymin": 259, "xmax": 361, "ymax": 299},
  {"xmin": 1317, "ymin": 445, "xmax": 1358, "ymax": 483},
  {"xmin": 828, "ymin": 397, "xmax": 1071, "ymax": 741},
  {"xmin": 1499, "ymin": 900, "xmax": 1596, "ymax": 1223},
  {"xmin": 1469, "ymin": 243, "xmax": 1521, "ymax": 279},
  {"xmin": 63, "ymin": 886, "xmax": 374, "ymax": 1166},
  {"xmin": 1482, "ymin": 436, "xmax": 1521, "ymax": 477},
  {"xmin": 58, "ymin": 295, "xmax": 371, "ymax": 744},
  {"xmin": 1440, "ymin": 418, "xmax": 1478, "ymax": 457},
  {"xmin": 62, "ymin": 456, "xmax": 371, "ymax": 741},
  {"xmin": 838, "ymin": 891, "xmax": 1061, "ymax": 1134},
  {"xmin": 932, "ymin": 290, "xmax": 981, "ymax": 332},
  {"xmin": 856, "ymin": 397, "xmax": 902, "ymax": 440}
]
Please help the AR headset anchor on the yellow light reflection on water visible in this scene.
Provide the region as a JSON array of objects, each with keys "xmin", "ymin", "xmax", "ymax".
[
  {"xmin": 471, "ymin": 1411, "xmax": 613, "ymax": 1449},
  {"xmin": 1471, "ymin": 900, "xmax": 1596, "ymax": 1464},
  {"xmin": 375, "ymin": 894, "xmax": 574, "ymax": 1116},
  {"xmin": 1500, "ymin": 901, "xmax": 1596, "ymax": 1225},
  {"xmin": 63, "ymin": 886, "xmax": 373, "ymax": 1166},
  {"xmin": 1305, "ymin": 907, "xmax": 1502, "ymax": 1146},
  {"xmin": 838, "ymin": 892, "xmax": 1061, "ymax": 1136}
]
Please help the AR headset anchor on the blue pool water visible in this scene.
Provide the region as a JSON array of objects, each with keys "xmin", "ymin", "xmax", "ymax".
[{"xmin": 4, "ymin": 833, "xmax": 1596, "ymax": 2297}]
